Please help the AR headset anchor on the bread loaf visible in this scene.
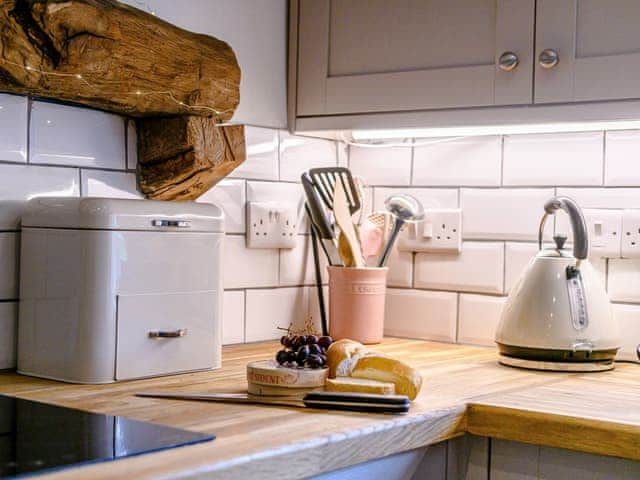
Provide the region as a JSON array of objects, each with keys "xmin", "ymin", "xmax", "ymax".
[
  {"xmin": 325, "ymin": 377, "xmax": 395, "ymax": 395},
  {"xmin": 326, "ymin": 339, "xmax": 366, "ymax": 378},
  {"xmin": 350, "ymin": 354, "xmax": 422, "ymax": 400}
]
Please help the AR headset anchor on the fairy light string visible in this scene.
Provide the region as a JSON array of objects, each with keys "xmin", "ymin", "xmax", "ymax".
[{"xmin": 1, "ymin": 57, "xmax": 233, "ymax": 120}]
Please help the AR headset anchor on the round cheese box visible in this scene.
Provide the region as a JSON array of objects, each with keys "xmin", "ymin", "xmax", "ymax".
[{"xmin": 246, "ymin": 360, "xmax": 328, "ymax": 389}]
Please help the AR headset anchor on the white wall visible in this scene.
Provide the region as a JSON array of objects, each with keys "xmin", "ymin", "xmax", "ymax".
[{"xmin": 121, "ymin": 0, "xmax": 288, "ymax": 128}]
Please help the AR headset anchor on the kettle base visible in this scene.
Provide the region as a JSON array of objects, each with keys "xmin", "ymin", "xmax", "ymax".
[
  {"xmin": 497, "ymin": 343, "xmax": 618, "ymax": 362},
  {"xmin": 499, "ymin": 354, "xmax": 614, "ymax": 372}
]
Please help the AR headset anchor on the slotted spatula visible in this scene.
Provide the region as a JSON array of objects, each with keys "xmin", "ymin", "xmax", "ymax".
[{"xmin": 309, "ymin": 167, "xmax": 361, "ymax": 215}]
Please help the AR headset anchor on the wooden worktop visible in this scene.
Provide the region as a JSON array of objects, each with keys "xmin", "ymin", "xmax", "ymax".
[{"xmin": 0, "ymin": 339, "xmax": 638, "ymax": 479}]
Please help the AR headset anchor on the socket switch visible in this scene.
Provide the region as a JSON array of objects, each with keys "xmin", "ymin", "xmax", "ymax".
[{"xmin": 247, "ymin": 202, "xmax": 298, "ymax": 249}]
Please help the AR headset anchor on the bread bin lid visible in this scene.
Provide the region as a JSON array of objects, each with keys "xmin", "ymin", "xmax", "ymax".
[{"xmin": 21, "ymin": 197, "xmax": 224, "ymax": 232}]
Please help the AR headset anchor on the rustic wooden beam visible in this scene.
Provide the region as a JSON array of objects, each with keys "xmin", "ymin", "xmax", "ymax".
[{"xmin": 0, "ymin": 0, "xmax": 244, "ymax": 200}]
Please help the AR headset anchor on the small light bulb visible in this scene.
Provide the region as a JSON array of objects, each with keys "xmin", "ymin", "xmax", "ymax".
[
  {"xmin": 75, "ymin": 74, "xmax": 82, "ymax": 79},
  {"xmin": 151, "ymin": 10, "xmax": 156, "ymax": 15},
  {"xmin": 26, "ymin": 66, "xmax": 33, "ymax": 71}
]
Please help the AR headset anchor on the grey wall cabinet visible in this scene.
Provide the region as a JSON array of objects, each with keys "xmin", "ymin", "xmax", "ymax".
[{"xmin": 291, "ymin": 0, "xmax": 640, "ymax": 130}]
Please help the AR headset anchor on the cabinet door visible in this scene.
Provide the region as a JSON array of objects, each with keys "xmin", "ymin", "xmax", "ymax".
[
  {"xmin": 536, "ymin": 0, "xmax": 640, "ymax": 104},
  {"xmin": 297, "ymin": 0, "xmax": 535, "ymax": 116}
]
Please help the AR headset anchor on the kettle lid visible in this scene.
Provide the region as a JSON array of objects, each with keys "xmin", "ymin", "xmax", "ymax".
[{"xmin": 537, "ymin": 234, "xmax": 573, "ymax": 258}]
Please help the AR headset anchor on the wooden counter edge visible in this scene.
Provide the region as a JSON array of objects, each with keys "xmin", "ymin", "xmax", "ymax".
[{"xmin": 466, "ymin": 403, "xmax": 640, "ymax": 461}]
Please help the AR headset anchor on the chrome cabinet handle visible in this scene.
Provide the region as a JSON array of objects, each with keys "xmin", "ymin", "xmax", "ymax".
[
  {"xmin": 539, "ymin": 49, "xmax": 559, "ymax": 69},
  {"xmin": 149, "ymin": 329, "xmax": 188, "ymax": 339},
  {"xmin": 498, "ymin": 51, "xmax": 519, "ymax": 72}
]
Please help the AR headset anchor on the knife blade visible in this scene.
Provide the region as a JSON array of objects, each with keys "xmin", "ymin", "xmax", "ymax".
[{"xmin": 136, "ymin": 391, "xmax": 410, "ymax": 414}]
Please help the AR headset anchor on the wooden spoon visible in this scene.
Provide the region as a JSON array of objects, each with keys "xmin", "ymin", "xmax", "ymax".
[{"xmin": 333, "ymin": 182, "xmax": 365, "ymax": 267}]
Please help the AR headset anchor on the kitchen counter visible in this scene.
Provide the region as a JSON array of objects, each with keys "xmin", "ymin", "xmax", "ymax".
[{"xmin": 0, "ymin": 338, "xmax": 638, "ymax": 479}]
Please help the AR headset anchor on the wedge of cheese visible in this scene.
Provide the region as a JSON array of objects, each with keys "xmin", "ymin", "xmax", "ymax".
[{"xmin": 325, "ymin": 377, "xmax": 395, "ymax": 395}]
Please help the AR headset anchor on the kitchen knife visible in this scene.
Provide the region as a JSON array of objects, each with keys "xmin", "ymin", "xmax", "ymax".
[{"xmin": 136, "ymin": 391, "xmax": 410, "ymax": 414}]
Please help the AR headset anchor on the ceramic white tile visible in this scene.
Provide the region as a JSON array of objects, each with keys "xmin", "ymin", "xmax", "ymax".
[
  {"xmin": 608, "ymin": 259, "xmax": 640, "ymax": 303},
  {"xmin": 30, "ymin": 101, "xmax": 125, "ymax": 169},
  {"xmin": 349, "ymin": 144, "xmax": 412, "ymax": 186},
  {"xmin": 0, "ymin": 233, "xmax": 19, "ymax": 300},
  {"xmin": 556, "ymin": 188, "xmax": 640, "ymax": 209},
  {"xmin": 222, "ymin": 290, "xmax": 245, "ymax": 345},
  {"xmin": 0, "ymin": 302, "xmax": 17, "ymax": 369},
  {"xmin": 373, "ymin": 187, "xmax": 458, "ymax": 212},
  {"xmin": 245, "ymin": 287, "xmax": 309, "ymax": 342},
  {"xmin": 605, "ymin": 130, "xmax": 640, "ymax": 186},
  {"xmin": 307, "ymin": 285, "xmax": 329, "ymax": 335},
  {"xmin": 413, "ymin": 136, "xmax": 501, "ymax": 186},
  {"xmin": 458, "ymin": 294, "xmax": 506, "ymax": 346},
  {"xmin": 504, "ymin": 243, "xmax": 538, "ymax": 294},
  {"xmin": 384, "ymin": 289, "xmax": 457, "ymax": 342},
  {"xmin": 81, "ymin": 170, "xmax": 141, "ymax": 199},
  {"xmin": 246, "ymin": 181, "xmax": 307, "ymax": 232},
  {"xmin": 279, "ymin": 235, "xmax": 328, "ymax": 287},
  {"xmin": 491, "ymin": 440, "xmax": 539, "ymax": 480},
  {"xmin": 223, "ymin": 236, "xmax": 279, "ymax": 289},
  {"xmin": 539, "ymin": 445, "xmax": 640, "ymax": 480},
  {"xmin": 460, "ymin": 188, "xmax": 554, "ymax": 241},
  {"xmin": 385, "ymin": 246, "xmax": 413, "ymax": 288},
  {"xmin": 228, "ymin": 126, "xmax": 278, "ymax": 180},
  {"xmin": 612, "ymin": 304, "xmax": 640, "ymax": 360},
  {"xmin": 197, "ymin": 179, "xmax": 246, "ymax": 234},
  {"xmin": 279, "ymin": 132, "xmax": 336, "ymax": 182},
  {"xmin": 415, "ymin": 242, "xmax": 504, "ymax": 294},
  {"xmin": 0, "ymin": 164, "xmax": 80, "ymax": 229},
  {"xmin": 126, "ymin": 120, "xmax": 138, "ymax": 171},
  {"xmin": 591, "ymin": 256, "xmax": 608, "ymax": 289},
  {"xmin": 337, "ymin": 142, "xmax": 349, "ymax": 168},
  {"xmin": 0, "ymin": 94, "xmax": 28, "ymax": 163},
  {"xmin": 503, "ymin": 132, "xmax": 603, "ymax": 186}
]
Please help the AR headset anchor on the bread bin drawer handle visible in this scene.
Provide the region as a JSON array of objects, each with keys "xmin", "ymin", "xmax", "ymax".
[{"xmin": 148, "ymin": 329, "xmax": 188, "ymax": 339}]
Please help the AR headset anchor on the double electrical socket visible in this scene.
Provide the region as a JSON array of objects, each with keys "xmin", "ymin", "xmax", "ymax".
[
  {"xmin": 558, "ymin": 208, "xmax": 640, "ymax": 259},
  {"xmin": 247, "ymin": 202, "xmax": 299, "ymax": 249},
  {"xmin": 397, "ymin": 208, "xmax": 462, "ymax": 253}
]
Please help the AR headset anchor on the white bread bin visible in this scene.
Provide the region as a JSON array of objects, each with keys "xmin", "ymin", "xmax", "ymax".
[{"xmin": 18, "ymin": 197, "xmax": 224, "ymax": 384}]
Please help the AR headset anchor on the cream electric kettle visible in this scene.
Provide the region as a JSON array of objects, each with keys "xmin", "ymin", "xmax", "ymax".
[{"xmin": 495, "ymin": 196, "xmax": 619, "ymax": 369}]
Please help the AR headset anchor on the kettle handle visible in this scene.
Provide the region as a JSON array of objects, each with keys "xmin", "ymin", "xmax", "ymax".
[{"xmin": 538, "ymin": 196, "xmax": 588, "ymax": 260}]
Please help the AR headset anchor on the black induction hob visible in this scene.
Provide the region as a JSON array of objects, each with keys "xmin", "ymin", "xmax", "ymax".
[{"xmin": 0, "ymin": 394, "xmax": 214, "ymax": 478}]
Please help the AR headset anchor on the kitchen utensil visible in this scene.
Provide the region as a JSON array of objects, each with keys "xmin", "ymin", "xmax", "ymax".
[
  {"xmin": 333, "ymin": 181, "xmax": 365, "ymax": 267},
  {"xmin": 301, "ymin": 173, "xmax": 342, "ymax": 267},
  {"xmin": 359, "ymin": 218, "xmax": 385, "ymax": 259},
  {"xmin": 495, "ymin": 196, "xmax": 620, "ymax": 371},
  {"xmin": 137, "ymin": 391, "xmax": 410, "ymax": 414},
  {"xmin": 309, "ymin": 167, "xmax": 361, "ymax": 215},
  {"xmin": 306, "ymin": 209, "xmax": 329, "ymax": 336},
  {"xmin": 377, "ymin": 195, "xmax": 425, "ymax": 267},
  {"xmin": 328, "ymin": 266, "xmax": 388, "ymax": 344}
]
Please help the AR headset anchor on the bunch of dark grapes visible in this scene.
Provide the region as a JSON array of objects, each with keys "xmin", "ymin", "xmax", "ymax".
[{"xmin": 276, "ymin": 335, "xmax": 333, "ymax": 369}]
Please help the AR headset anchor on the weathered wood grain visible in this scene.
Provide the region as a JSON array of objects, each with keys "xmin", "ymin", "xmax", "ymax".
[
  {"xmin": 0, "ymin": 339, "xmax": 638, "ymax": 479},
  {"xmin": 0, "ymin": 0, "xmax": 244, "ymax": 200}
]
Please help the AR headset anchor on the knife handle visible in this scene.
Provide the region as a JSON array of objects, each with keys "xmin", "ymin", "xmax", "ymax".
[{"xmin": 302, "ymin": 391, "xmax": 410, "ymax": 414}]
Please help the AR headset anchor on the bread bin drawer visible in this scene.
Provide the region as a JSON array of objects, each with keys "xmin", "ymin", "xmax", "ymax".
[{"xmin": 116, "ymin": 291, "xmax": 218, "ymax": 380}]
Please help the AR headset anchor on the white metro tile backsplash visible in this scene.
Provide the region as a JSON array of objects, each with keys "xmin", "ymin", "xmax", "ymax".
[
  {"xmin": 415, "ymin": 242, "xmax": 504, "ymax": 294},
  {"xmin": 81, "ymin": 170, "xmax": 141, "ymax": 198},
  {"xmin": 2, "ymin": 95, "xmax": 640, "ymax": 350},
  {"xmin": 503, "ymin": 132, "xmax": 603, "ymax": 186},
  {"xmin": 461, "ymin": 188, "xmax": 555, "ymax": 240},
  {"xmin": 0, "ymin": 94, "xmax": 28, "ymax": 163},
  {"xmin": 30, "ymin": 101, "xmax": 125, "ymax": 169},
  {"xmin": 458, "ymin": 294, "xmax": 506, "ymax": 346},
  {"xmin": 612, "ymin": 304, "xmax": 640, "ymax": 359},
  {"xmin": 349, "ymin": 143, "xmax": 412, "ymax": 186},
  {"xmin": 197, "ymin": 179, "xmax": 246, "ymax": 234},
  {"xmin": 279, "ymin": 131, "xmax": 337, "ymax": 182},
  {"xmin": 0, "ymin": 163, "xmax": 79, "ymax": 229},
  {"xmin": 412, "ymin": 136, "xmax": 501, "ymax": 186},
  {"xmin": 222, "ymin": 291, "xmax": 245, "ymax": 345},
  {"xmin": 384, "ymin": 289, "xmax": 457, "ymax": 342},
  {"xmin": 229, "ymin": 126, "xmax": 278, "ymax": 181}
]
